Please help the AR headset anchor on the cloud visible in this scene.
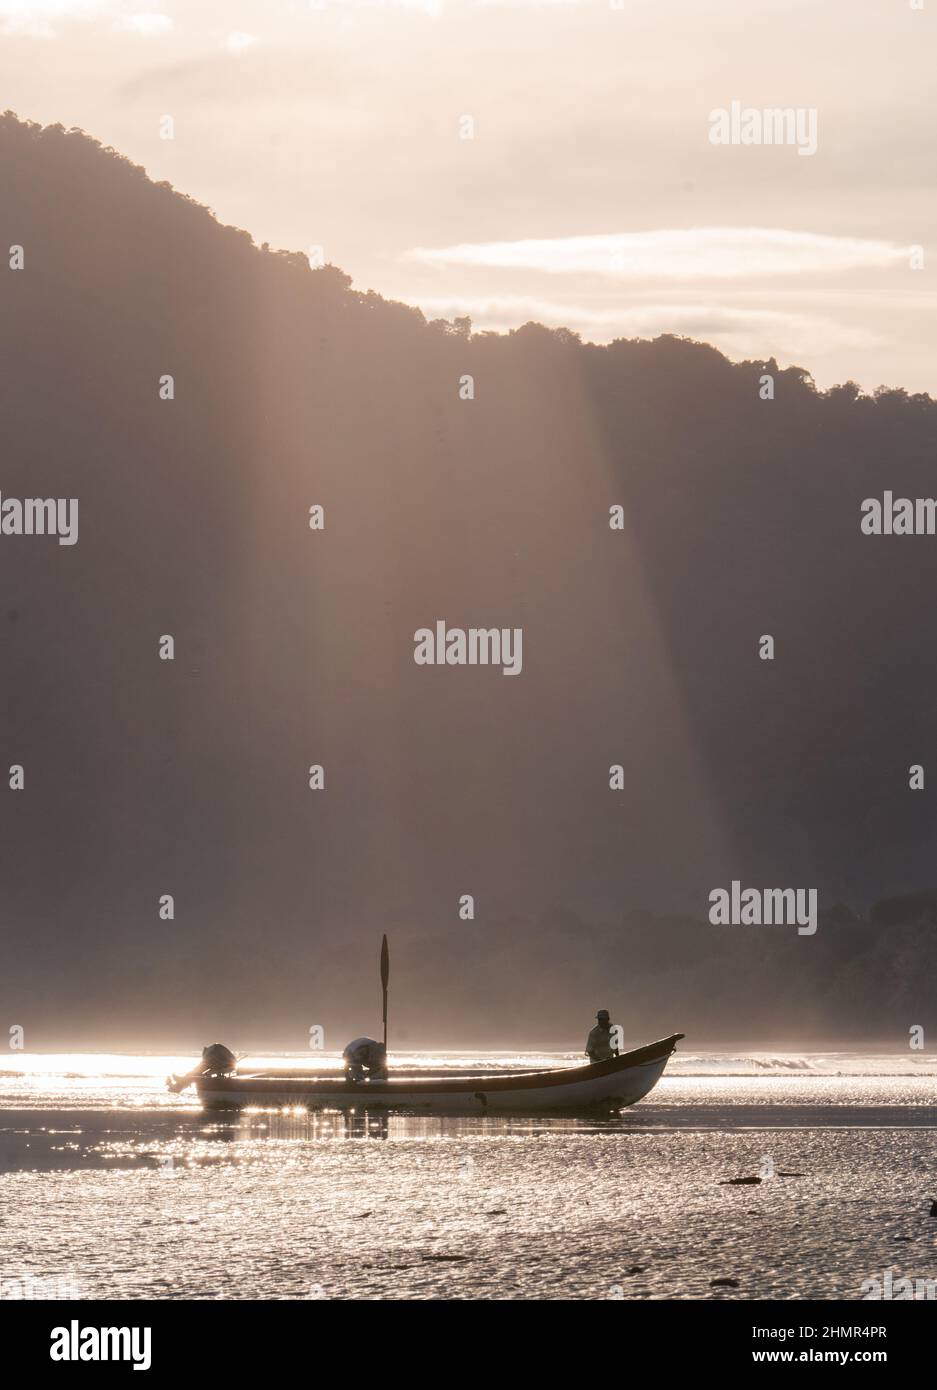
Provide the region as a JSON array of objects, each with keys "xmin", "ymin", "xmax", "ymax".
[
  {"xmin": 120, "ymin": 11, "xmax": 172, "ymax": 36},
  {"xmin": 0, "ymin": 2, "xmax": 171, "ymax": 38},
  {"xmin": 411, "ymin": 293, "xmax": 883, "ymax": 360},
  {"xmin": 0, "ymin": 0, "xmax": 109, "ymax": 37},
  {"xmin": 224, "ymin": 31, "xmax": 256, "ymax": 53},
  {"xmin": 407, "ymin": 228, "xmax": 912, "ymax": 280}
]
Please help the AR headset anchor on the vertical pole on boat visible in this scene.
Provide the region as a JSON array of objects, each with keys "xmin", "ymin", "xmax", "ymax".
[{"xmin": 380, "ymin": 933, "xmax": 389, "ymax": 1052}]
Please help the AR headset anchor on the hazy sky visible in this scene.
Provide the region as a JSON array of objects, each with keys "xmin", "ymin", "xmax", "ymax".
[{"xmin": 2, "ymin": 0, "xmax": 934, "ymax": 392}]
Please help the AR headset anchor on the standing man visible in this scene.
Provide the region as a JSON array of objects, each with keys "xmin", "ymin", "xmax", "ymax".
[{"xmin": 585, "ymin": 1010, "xmax": 619, "ymax": 1063}]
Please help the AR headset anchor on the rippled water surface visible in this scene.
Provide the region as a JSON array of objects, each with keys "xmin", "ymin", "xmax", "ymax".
[{"xmin": 2, "ymin": 1052, "xmax": 936, "ymax": 1300}]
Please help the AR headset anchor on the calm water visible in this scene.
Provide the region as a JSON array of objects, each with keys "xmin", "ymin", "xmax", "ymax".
[{"xmin": 1, "ymin": 1052, "xmax": 935, "ymax": 1301}]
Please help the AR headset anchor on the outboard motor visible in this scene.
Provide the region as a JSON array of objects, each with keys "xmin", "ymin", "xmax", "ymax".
[
  {"xmin": 167, "ymin": 1042, "xmax": 237, "ymax": 1094},
  {"xmin": 201, "ymin": 1043, "xmax": 237, "ymax": 1075}
]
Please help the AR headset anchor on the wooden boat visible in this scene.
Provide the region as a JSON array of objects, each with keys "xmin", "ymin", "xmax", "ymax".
[{"xmin": 191, "ymin": 1034, "xmax": 685, "ymax": 1114}]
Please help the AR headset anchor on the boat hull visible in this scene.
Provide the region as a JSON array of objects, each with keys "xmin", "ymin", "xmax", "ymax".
[{"xmin": 194, "ymin": 1034, "xmax": 684, "ymax": 1114}]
